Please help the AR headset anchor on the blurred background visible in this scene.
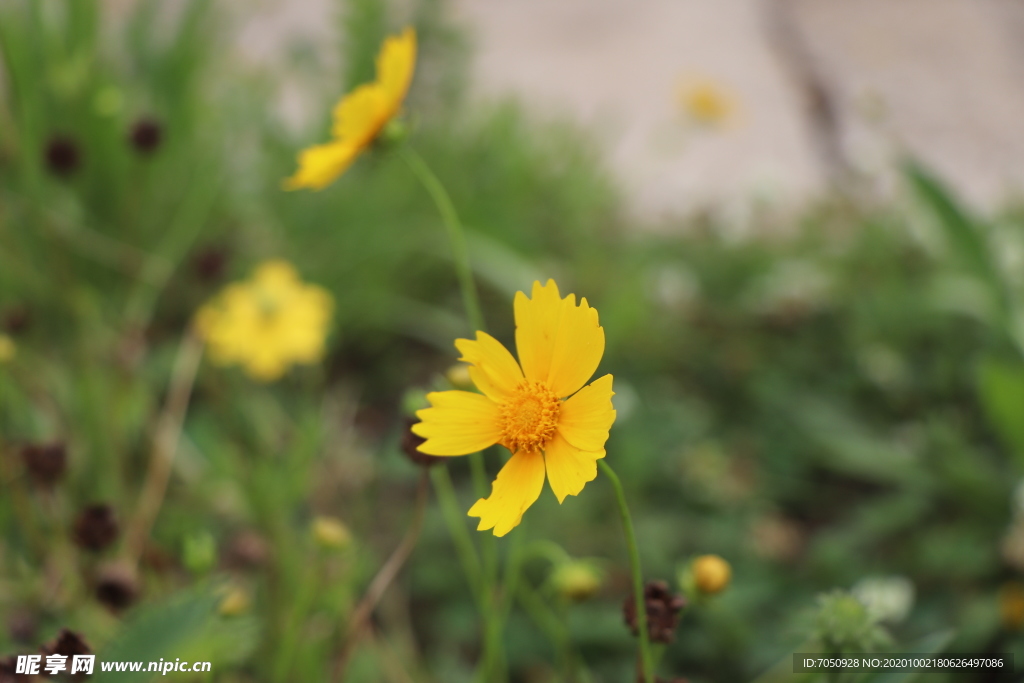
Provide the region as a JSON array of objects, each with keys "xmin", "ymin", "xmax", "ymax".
[{"xmin": 3, "ymin": 0, "xmax": 1024, "ymax": 682}]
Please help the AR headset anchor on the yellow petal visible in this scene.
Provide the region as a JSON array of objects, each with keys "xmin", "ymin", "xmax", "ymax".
[
  {"xmin": 557, "ymin": 374, "xmax": 616, "ymax": 452},
  {"xmin": 283, "ymin": 140, "xmax": 360, "ymax": 191},
  {"xmin": 468, "ymin": 450, "xmax": 545, "ymax": 537},
  {"xmin": 514, "ymin": 280, "xmax": 563, "ymax": 385},
  {"xmin": 413, "ymin": 390, "xmax": 501, "ymax": 456},
  {"xmin": 515, "ymin": 280, "xmax": 605, "ymax": 397},
  {"xmin": 330, "ymin": 83, "xmax": 390, "ymax": 145},
  {"xmin": 376, "ymin": 27, "xmax": 416, "ymax": 115},
  {"xmin": 455, "ymin": 332, "xmax": 523, "ymax": 401},
  {"xmin": 543, "ymin": 432, "xmax": 605, "ymax": 504}
]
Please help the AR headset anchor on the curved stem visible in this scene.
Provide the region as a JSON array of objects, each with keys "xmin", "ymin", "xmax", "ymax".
[
  {"xmin": 124, "ymin": 331, "xmax": 204, "ymax": 566},
  {"xmin": 599, "ymin": 460, "xmax": 654, "ymax": 683},
  {"xmin": 398, "ymin": 145, "xmax": 485, "ymax": 334}
]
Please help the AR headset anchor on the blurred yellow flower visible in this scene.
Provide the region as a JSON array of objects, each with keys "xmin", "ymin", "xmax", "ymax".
[
  {"xmin": 679, "ymin": 79, "xmax": 735, "ymax": 127},
  {"xmin": 0, "ymin": 334, "xmax": 14, "ymax": 363},
  {"xmin": 284, "ymin": 28, "xmax": 416, "ymax": 191},
  {"xmin": 413, "ymin": 280, "xmax": 616, "ymax": 537},
  {"xmin": 195, "ymin": 260, "xmax": 333, "ymax": 382}
]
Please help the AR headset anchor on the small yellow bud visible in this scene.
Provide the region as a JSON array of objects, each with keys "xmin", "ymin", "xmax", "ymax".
[
  {"xmin": 692, "ymin": 554, "xmax": 731, "ymax": 595},
  {"xmin": 1000, "ymin": 582, "xmax": 1024, "ymax": 631},
  {"xmin": 0, "ymin": 334, "xmax": 15, "ymax": 363},
  {"xmin": 445, "ymin": 364, "xmax": 473, "ymax": 390},
  {"xmin": 218, "ymin": 586, "xmax": 250, "ymax": 617},
  {"xmin": 551, "ymin": 562, "xmax": 603, "ymax": 602},
  {"xmin": 312, "ymin": 516, "xmax": 352, "ymax": 550}
]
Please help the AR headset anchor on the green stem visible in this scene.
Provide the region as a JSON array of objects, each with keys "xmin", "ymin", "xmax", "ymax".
[
  {"xmin": 398, "ymin": 145, "xmax": 485, "ymax": 333},
  {"xmin": 429, "ymin": 465, "xmax": 484, "ymax": 607},
  {"xmin": 599, "ymin": 460, "xmax": 654, "ymax": 683},
  {"xmin": 400, "ymin": 144, "xmax": 510, "ymax": 680}
]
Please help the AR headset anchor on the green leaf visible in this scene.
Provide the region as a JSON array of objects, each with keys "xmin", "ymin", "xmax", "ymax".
[
  {"xmin": 903, "ymin": 160, "xmax": 1009, "ymax": 320},
  {"xmin": 976, "ymin": 356, "xmax": 1024, "ymax": 467},
  {"xmin": 93, "ymin": 589, "xmax": 219, "ymax": 683}
]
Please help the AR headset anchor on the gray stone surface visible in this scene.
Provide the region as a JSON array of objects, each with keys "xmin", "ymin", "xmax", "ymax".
[{"xmin": 227, "ymin": 0, "xmax": 1024, "ymax": 219}]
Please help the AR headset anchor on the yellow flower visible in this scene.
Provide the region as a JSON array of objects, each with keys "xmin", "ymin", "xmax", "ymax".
[
  {"xmin": 195, "ymin": 260, "xmax": 333, "ymax": 382},
  {"xmin": 679, "ymin": 79, "xmax": 735, "ymax": 127},
  {"xmin": 413, "ymin": 280, "xmax": 616, "ymax": 536},
  {"xmin": 284, "ymin": 28, "xmax": 416, "ymax": 190},
  {"xmin": 0, "ymin": 334, "xmax": 14, "ymax": 363}
]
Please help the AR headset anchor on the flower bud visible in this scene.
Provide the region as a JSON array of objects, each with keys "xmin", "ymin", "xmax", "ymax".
[
  {"xmin": 312, "ymin": 516, "xmax": 352, "ymax": 550},
  {"xmin": 551, "ymin": 562, "xmax": 602, "ymax": 602},
  {"xmin": 0, "ymin": 334, "xmax": 14, "ymax": 363},
  {"xmin": 1000, "ymin": 582, "xmax": 1024, "ymax": 631},
  {"xmin": 182, "ymin": 531, "xmax": 217, "ymax": 574},
  {"xmin": 691, "ymin": 554, "xmax": 731, "ymax": 595},
  {"xmin": 378, "ymin": 118, "xmax": 409, "ymax": 147},
  {"xmin": 218, "ymin": 586, "xmax": 251, "ymax": 617},
  {"xmin": 445, "ymin": 364, "xmax": 473, "ymax": 390}
]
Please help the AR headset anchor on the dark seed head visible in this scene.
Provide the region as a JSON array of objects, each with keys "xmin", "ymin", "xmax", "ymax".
[
  {"xmin": 129, "ymin": 118, "xmax": 163, "ymax": 154},
  {"xmin": 44, "ymin": 135, "xmax": 81, "ymax": 176},
  {"xmin": 2, "ymin": 306, "xmax": 31, "ymax": 335},
  {"xmin": 94, "ymin": 563, "xmax": 139, "ymax": 612},
  {"xmin": 401, "ymin": 418, "xmax": 442, "ymax": 467},
  {"xmin": 192, "ymin": 246, "xmax": 229, "ymax": 283},
  {"xmin": 41, "ymin": 628, "xmax": 91, "ymax": 659},
  {"xmin": 22, "ymin": 442, "xmax": 67, "ymax": 488},
  {"xmin": 72, "ymin": 504, "xmax": 120, "ymax": 552},
  {"xmin": 622, "ymin": 580, "xmax": 687, "ymax": 644}
]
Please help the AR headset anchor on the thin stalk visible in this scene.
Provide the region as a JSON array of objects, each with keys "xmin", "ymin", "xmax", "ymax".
[
  {"xmin": 124, "ymin": 332, "xmax": 203, "ymax": 566},
  {"xmin": 429, "ymin": 465, "xmax": 484, "ymax": 605},
  {"xmin": 400, "ymin": 143, "xmax": 510, "ymax": 680},
  {"xmin": 398, "ymin": 145, "xmax": 485, "ymax": 333},
  {"xmin": 333, "ymin": 471, "xmax": 429, "ymax": 682},
  {"xmin": 599, "ymin": 460, "xmax": 654, "ymax": 683}
]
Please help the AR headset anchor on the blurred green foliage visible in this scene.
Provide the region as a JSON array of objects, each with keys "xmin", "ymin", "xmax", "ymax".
[{"xmin": 2, "ymin": 1, "xmax": 1024, "ymax": 682}]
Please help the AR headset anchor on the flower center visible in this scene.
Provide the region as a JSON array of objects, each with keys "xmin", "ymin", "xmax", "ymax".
[{"xmin": 498, "ymin": 380, "xmax": 561, "ymax": 454}]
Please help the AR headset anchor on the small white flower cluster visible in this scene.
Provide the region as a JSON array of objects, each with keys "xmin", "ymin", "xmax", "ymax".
[{"xmin": 852, "ymin": 575, "xmax": 915, "ymax": 624}]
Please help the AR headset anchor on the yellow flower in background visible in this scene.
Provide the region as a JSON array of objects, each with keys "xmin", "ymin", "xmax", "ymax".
[
  {"xmin": 679, "ymin": 78, "xmax": 736, "ymax": 128},
  {"xmin": 0, "ymin": 334, "xmax": 14, "ymax": 363},
  {"xmin": 284, "ymin": 28, "xmax": 416, "ymax": 191},
  {"xmin": 413, "ymin": 280, "xmax": 616, "ymax": 537},
  {"xmin": 195, "ymin": 260, "xmax": 333, "ymax": 382}
]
